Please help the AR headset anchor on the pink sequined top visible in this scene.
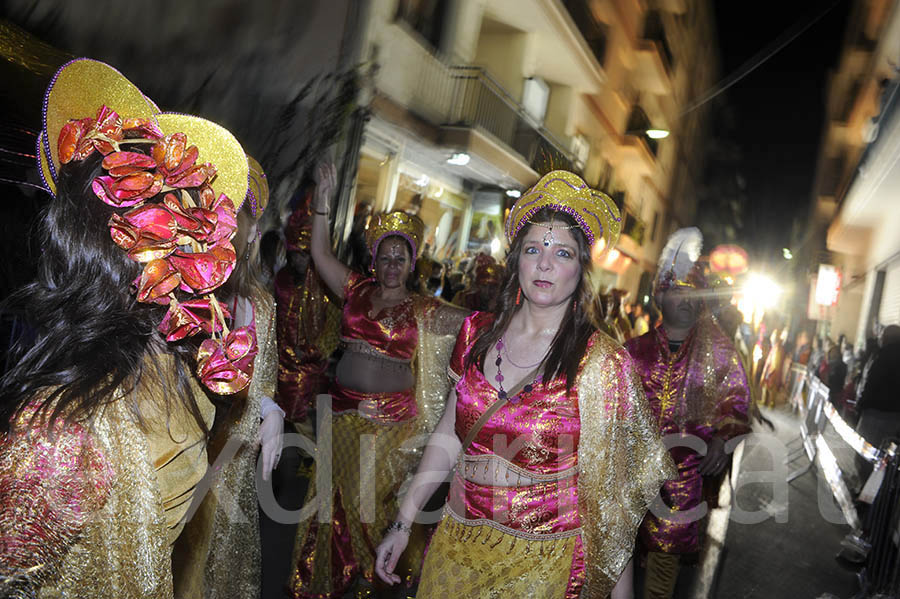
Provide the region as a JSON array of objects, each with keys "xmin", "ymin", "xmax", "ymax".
[
  {"xmin": 450, "ymin": 312, "xmax": 582, "ymax": 477},
  {"xmin": 340, "ymin": 271, "xmax": 417, "ymax": 362}
]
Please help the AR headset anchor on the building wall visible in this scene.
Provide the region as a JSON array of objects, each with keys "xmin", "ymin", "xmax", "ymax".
[
  {"xmin": 353, "ymin": 0, "xmax": 717, "ymax": 296},
  {"xmin": 814, "ymin": 0, "xmax": 900, "ymax": 343}
]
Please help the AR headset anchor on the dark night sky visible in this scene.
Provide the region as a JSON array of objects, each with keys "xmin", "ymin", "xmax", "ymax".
[{"xmin": 709, "ymin": 0, "xmax": 852, "ymax": 265}]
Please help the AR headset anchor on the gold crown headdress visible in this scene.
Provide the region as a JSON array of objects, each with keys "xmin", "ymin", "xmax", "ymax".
[
  {"xmin": 505, "ymin": 170, "xmax": 621, "ymax": 249},
  {"xmin": 38, "ymin": 58, "xmax": 254, "ymax": 394},
  {"xmin": 365, "ymin": 211, "xmax": 425, "ymax": 271}
]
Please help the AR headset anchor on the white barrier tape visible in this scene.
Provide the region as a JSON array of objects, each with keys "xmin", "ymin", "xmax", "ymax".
[{"xmin": 821, "ymin": 401, "xmax": 883, "ymax": 463}]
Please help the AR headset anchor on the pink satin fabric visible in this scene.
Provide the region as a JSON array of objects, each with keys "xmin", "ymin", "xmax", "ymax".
[
  {"xmin": 625, "ymin": 322, "xmax": 751, "ymax": 555},
  {"xmin": 446, "ymin": 472, "xmax": 580, "ymax": 536},
  {"xmin": 340, "ymin": 272, "xmax": 417, "ymax": 361},
  {"xmin": 329, "ymin": 381, "xmax": 417, "ymax": 423}
]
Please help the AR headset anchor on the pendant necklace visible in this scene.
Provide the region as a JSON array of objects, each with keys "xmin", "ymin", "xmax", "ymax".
[{"xmin": 494, "ymin": 337, "xmax": 543, "ymax": 403}]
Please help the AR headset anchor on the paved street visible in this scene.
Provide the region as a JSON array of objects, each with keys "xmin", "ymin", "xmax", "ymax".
[{"xmin": 707, "ymin": 406, "xmax": 859, "ymax": 599}]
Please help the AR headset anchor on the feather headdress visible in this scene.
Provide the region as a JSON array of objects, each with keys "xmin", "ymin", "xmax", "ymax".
[{"xmin": 656, "ymin": 227, "xmax": 704, "ymax": 290}]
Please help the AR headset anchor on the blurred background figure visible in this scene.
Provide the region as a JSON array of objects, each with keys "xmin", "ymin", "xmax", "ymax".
[
  {"xmin": 760, "ymin": 328, "xmax": 787, "ymax": 407},
  {"xmin": 633, "ymin": 303, "xmax": 651, "ymax": 337},
  {"xmin": 452, "ymin": 252, "xmax": 504, "ymax": 312},
  {"xmin": 604, "ymin": 288, "xmax": 634, "ymax": 343},
  {"xmin": 274, "ymin": 190, "xmax": 341, "ymax": 437},
  {"xmin": 855, "ymin": 325, "xmax": 900, "ymax": 479}
]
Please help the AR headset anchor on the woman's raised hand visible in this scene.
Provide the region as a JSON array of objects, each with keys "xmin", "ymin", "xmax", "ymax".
[
  {"xmin": 314, "ymin": 162, "xmax": 337, "ymax": 213},
  {"xmin": 374, "ymin": 530, "xmax": 409, "ymax": 585}
]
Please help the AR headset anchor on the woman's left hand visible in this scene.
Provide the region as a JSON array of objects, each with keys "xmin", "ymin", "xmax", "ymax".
[{"xmin": 259, "ymin": 411, "xmax": 284, "ymax": 481}]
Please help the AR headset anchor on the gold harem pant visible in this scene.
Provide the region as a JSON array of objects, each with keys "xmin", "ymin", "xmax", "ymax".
[{"xmin": 288, "ymin": 411, "xmax": 425, "ymax": 598}]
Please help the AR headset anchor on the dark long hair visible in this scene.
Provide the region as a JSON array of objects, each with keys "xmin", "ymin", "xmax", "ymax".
[
  {"xmin": 465, "ymin": 209, "xmax": 597, "ymax": 391},
  {"xmin": 0, "ymin": 150, "xmax": 207, "ymax": 435}
]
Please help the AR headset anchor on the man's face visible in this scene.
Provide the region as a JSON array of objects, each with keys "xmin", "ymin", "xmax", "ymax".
[
  {"xmin": 288, "ymin": 250, "xmax": 311, "ymax": 276},
  {"xmin": 657, "ymin": 287, "xmax": 701, "ymax": 330}
]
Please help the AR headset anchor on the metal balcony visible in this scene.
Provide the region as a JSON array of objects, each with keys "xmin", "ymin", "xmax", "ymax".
[{"xmin": 445, "ymin": 66, "xmax": 575, "ymax": 173}]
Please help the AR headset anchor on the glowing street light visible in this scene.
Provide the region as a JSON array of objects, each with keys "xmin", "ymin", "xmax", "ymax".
[
  {"xmin": 447, "ymin": 152, "xmax": 470, "ymax": 166},
  {"xmin": 782, "ymin": 248, "xmax": 793, "ymax": 260},
  {"xmin": 737, "ymin": 273, "xmax": 783, "ymax": 325}
]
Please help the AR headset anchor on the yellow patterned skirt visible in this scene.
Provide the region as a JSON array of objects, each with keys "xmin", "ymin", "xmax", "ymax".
[
  {"xmin": 417, "ymin": 516, "xmax": 580, "ymax": 599},
  {"xmin": 288, "ymin": 411, "xmax": 426, "ymax": 598}
]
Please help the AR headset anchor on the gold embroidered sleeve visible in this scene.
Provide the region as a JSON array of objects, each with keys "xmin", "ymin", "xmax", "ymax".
[
  {"xmin": 576, "ymin": 334, "xmax": 676, "ymax": 597},
  {"xmin": 255, "ymin": 292, "xmax": 278, "ymax": 401},
  {"xmin": 0, "ymin": 407, "xmax": 114, "ymax": 597}
]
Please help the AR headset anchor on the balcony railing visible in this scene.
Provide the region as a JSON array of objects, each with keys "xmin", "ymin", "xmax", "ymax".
[
  {"xmin": 446, "ymin": 66, "xmax": 575, "ymax": 173},
  {"xmin": 379, "ymin": 33, "xmax": 576, "ymax": 174}
]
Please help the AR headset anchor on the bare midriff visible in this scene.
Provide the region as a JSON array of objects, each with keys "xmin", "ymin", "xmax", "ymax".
[{"xmin": 335, "ymin": 341, "xmax": 415, "ymax": 394}]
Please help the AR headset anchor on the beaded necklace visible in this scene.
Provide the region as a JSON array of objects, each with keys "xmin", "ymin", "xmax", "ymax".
[{"xmin": 494, "ymin": 337, "xmax": 543, "ymax": 403}]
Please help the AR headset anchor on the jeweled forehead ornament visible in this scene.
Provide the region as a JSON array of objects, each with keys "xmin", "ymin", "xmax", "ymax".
[{"xmin": 527, "ymin": 213, "xmax": 580, "ymax": 247}]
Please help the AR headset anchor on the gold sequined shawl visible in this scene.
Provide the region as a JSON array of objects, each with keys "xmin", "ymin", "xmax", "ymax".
[
  {"xmin": 576, "ymin": 333, "xmax": 676, "ymax": 597},
  {"xmin": 412, "ymin": 298, "xmax": 469, "ymax": 435},
  {"xmin": 0, "ymin": 365, "xmax": 213, "ymax": 599},
  {"xmin": 383, "ymin": 298, "xmax": 469, "ymax": 479},
  {"xmin": 172, "ymin": 292, "xmax": 277, "ymax": 599}
]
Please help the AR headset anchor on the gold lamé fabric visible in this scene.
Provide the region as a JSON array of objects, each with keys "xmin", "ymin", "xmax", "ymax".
[
  {"xmin": 289, "ymin": 412, "xmax": 421, "ymax": 597},
  {"xmin": 287, "ymin": 297, "xmax": 467, "ymax": 598},
  {"xmin": 173, "ymin": 292, "xmax": 277, "ymax": 599},
  {"xmin": 0, "ymin": 358, "xmax": 213, "ymax": 599},
  {"xmin": 417, "ymin": 518, "xmax": 577, "ymax": 599},
  {"xmin": 575, "ymin": 335, "xmax": 676, "ymax": 596}
]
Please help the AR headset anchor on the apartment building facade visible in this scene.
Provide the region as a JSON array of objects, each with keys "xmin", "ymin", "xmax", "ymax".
[
  {"xmin": 340, "ymin": 0, "xmax": 718, "ymax": 298},
  {"xmin": 807, "ymin": 0, "xmax": 900, "ymax": 343}
]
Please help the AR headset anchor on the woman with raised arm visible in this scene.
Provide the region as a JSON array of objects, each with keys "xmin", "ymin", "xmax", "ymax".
[
  {"xmin": 287, "ymin": 164, "xmax": 468, "ymax": 598},
  {"xmin": 375, "ymin": 170, "xmax": 675, "ymax": 598},
  {"xmin": 0, "ymin": 58, "xmax": 255, "ymax": 598}
]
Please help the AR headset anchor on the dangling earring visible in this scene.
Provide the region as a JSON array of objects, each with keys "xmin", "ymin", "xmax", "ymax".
[
  {"xmin": 573, "ymin": 299, "xmax": 578, "ymax": 311},
  {"xmin": 516, "ymin": 288, "xmax": 522, "ymax": 306}
]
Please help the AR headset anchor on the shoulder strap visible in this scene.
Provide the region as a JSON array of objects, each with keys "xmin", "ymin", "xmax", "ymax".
[{"xmin": 460, "ymin": 366, "xmax": 541, "ymax": 452}]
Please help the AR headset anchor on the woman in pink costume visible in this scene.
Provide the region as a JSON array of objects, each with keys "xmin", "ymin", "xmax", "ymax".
[
  {"xmin": 375, "ymin": 170, "xmax": 674, "ymax": 598},
  {"xmin": 287, "ymin": 165, "xmax": 467, "ymax": 598}
]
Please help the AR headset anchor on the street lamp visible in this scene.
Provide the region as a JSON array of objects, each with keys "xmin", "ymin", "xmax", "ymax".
[
  {"xmin": 447, "ymin": 152, "xmax": 470, "ymax": 166},
  {"xmin": 626, "ymin": 127, "xmax": 670, "ymax": 139}
]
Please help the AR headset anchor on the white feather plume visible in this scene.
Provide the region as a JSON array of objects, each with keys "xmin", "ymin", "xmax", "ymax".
[{"xmin": 656, "ymin": 227, "xmax": 703, "ymax": 285}]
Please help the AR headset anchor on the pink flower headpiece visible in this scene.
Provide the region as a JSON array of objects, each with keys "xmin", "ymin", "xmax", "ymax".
[{"xmin": 57, "ymin": 105, "xmax": 256, "ymax": 394}]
